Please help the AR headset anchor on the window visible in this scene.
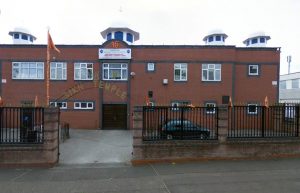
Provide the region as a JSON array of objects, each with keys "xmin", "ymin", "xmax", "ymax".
[
  {"xmin": 147, "ymin": 63, "xmax": 155, "ymax": 71},
  {"xmin": 115, "ymin": 31, "xmax": 123, "ymax": 41},
  {"xmin": 103, "ymin": 63, "xmax": 128, "ymax": 80},
  {"xmin": 205, "ymin": 103, "xmax": 216, "ymax": 114},
  {"xmin": 248, "ymin": 65, "xmax": 259, "ymax": 76},
  {"xmin": 21, "ymin": 34, "xmax": 28, "ymax": 40},
  {"xmin": 107, "ymin": 33, "xmax": 112, "ymax": 40},
  {"xmin": 30, "ymin": 36, "xmax": 33, "ymax": 42},
  {"xmin": 74, "ymin": 102, "xmax": 94, "ymax": 110},
  {"xmin": 14, "ymin": 34, "xmax": 19, "ymax": 39},
  {"xmin": 171, "ymin": 101, "xmax": 190, "ymax": 111},
  {"xmin": 280, "ymin": 81, "xmax": 287, "ymax": 89},
  {"xmin": 50, "ymin": 62, "xmax": 67, "ymax": 80},
  {"xmin": 292, "ymin": 79, "xmax": 299, "ymax": 89},
  {"xmin": 202, "ymin": 64, "xmax": 221, "ymax": 81},
  {"xmin": 208, "ymin": 36, "xmax": 214, "ymax": 42},
  {"xmin": 74, "ymin": 63, "xmax": 93, "ymax": 80},
  {"xmin": 12, "ymin": 62, "xmax": 44, "ymax": 79},
  {"xmin": 126, "ymin": 33, "xmax": 133, "ymax": 43},
  {"xmin": 215, "ymin": 35, "xmax": 221, "ymax": 41},
  {"xmin": 247, "ymin": 104, "xmax": 258, "ymax": 114},
  {"xmin": 252, "ymin": 38, "xmax": 258, "ymax": 44},
  {"xmin": 260, "ymin": 37, "xmax": 265, "ymax": 43},
  {"xmin": 50, "ymin": 102, "xmax": 67, "ymax": 109},
  {"xmin": 246, "ymin": 40, "xmax": 250, "ymax": 46},
  {"xmin": 174, "ymin": 63, "xmax": 187, "ymax": 81}
]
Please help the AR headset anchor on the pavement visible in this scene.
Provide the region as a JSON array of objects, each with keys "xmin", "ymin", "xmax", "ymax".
[
  {"xmin": 59, "ymin": 129, "xmax": 133, "ymax": 164},
  {"xmin": 1, "ymin": 158, "xmax": 300, "ymax": 193}
]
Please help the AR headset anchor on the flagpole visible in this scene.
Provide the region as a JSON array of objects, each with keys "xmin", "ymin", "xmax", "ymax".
[{"xmin": 46, "ymin": 31, "xmax": 50, "ymax": 106}]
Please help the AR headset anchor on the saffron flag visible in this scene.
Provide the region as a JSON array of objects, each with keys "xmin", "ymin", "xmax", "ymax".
[
  {"xmin": 47, "ymin": 31, "xmax": 60, "ymax": 53},
  {"xmin": 228, "ymin": 96, "xmax": 233, "ymax": 107},
  {"xmin": 145, "ymin": 96, "xmax": 150, "ymax": 106},
  {"xmin": 264, "ymin": 96, "xmax": 269, "ymax": 108},
  {"xmin": 0, "ymin": 96, "xmax": 3, "ymax": 106}
]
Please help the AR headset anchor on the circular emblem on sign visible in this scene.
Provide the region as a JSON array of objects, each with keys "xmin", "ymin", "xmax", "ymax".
[
  {"xmin": 127, "ymin": 49, "xmax": 130, "ymax": 53},
  {"xmin": 100, "ymin": 49, "xmax": 103, "ymax": 53}
]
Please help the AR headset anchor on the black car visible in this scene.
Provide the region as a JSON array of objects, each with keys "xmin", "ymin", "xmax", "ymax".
[{"xmin": 162, "ymin": 120, "xmax": 210, "ymax": 140}]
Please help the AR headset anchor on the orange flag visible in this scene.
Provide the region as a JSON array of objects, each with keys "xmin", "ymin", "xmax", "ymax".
[
  {"xmin": 0, "ymin": 96, "xmax": 3, "ymax": 106},
  {"xmin": 34, "ymin": 95, "xmax": 39, "ymax": 107},
  {"xmin": 145, "ymin": 96, "xmax": 150, "ymax": 106},
  {"xmin": 228, "ymin": 96, "xmax": 233, "ymax": 107},
  {"xmin": 48, "ymin": 31, "xmax": 60, "ymax": 53},
  {"xmin": 264, "ymin": 96, "xmax": 269, "ymax": 108}
]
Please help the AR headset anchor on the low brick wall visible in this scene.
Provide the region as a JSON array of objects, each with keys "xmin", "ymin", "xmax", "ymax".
[
  {"xmin": 132, "ymin": 106, "xmax": 300, "ymax": 164},
  {"xmin": 0, "ymin": 108, "xmax": 60, "ymax": 168}
]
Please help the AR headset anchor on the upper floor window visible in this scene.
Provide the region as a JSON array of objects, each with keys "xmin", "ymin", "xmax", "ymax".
[
  {"xmin": 74, "ymin": 63, "xmax": 93, "ymax": 80},
  {"xmin": 280, "ymin": 80, "xmax": 287, "ymax": 89},
  {"xmin": 248, "ymin": 65, "xmax": 259, "ymax": 76},
  {"xmin": 12, "ymin": 62, "xmax": 44, "ymax": 80},
  {"xmin": 50, "ymin": 62, "xmax": 67, "ymax": 80},
  {"xmin": 215, "ymin": 35, "xmax": 221, "ymax": 41},
  {"xmin": 115, "ymin": 31, "xmax": 123, "ymax": 41},
  {"xmin": 208, "ymin": 36, "xmax": 214, "ymax": 42},
  {"xmin": 260, "ymin": 37, "xmax": 265, "ymax": 43},
  {"xmin": 103, "ymin": 63, "xmax": 128, "ymax": 80},
  {"xmin": 174, "ymin": 63, "xmax": 187, "ymax": 81},
  {"xmin": 29, "ymin": 36, "xmax": 33, "ymax": 42},
  {"xmin": 126, "ymin": 33, "xmax": 133, "ymax": 43},
  {"xmin": 202, "ymin": 64, "xmax": 221, "ymax": 81},
  {"xmin": 292, "ymin": 79, "xmax": 299, "ymax": 89},
  {"xmin": 147, "ymin": 63, "xmax": 155, "ymax": 72},
  {"xmin": 21, "ymin": 34, "xmax": 28, "ymax": 40},
  {"xmin": 50, "ymin": 101, "xmax": 67, "ymax": 109},
  {"xmin": 74, "ymin": 102, "xmax": 94, "ymax": 110},
  {"xmin": 107, "ymin": 33, "xmax": 112, "ymax": 40},
  {"xmin": 13, "ymin": 34, "xmax": 19, "ymax": 39}
]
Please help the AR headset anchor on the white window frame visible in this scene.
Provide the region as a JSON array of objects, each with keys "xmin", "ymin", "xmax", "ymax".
[
  {"xmin": 205, "ymin": 103, "xmax": 216, "ymax": 114},
  {"xmin": 49, "ymin": 102, "xmax": 67, "ymax": 109},
  {"xmin": 171, "ymin": 101, "xmax": 190, "ymax": 111},
  {"xmin": 147, "ymin": 63, "xmax": 155, "ymax": 71},
  {"xmin": 247, "ymin": 104, "xmax": 258, "ymax": 115},
  {"xmin": 12, "ymin": 62, "xmax": 44, "ymax": 80},
  {"xmin": 102, "ymin": 63, "xmax": 128, "ymax": 80},
  {"xmin": 74, "ymin": 102, "xmax": 94, "ymax": 110},
  {"xmin": 50, "ymin": 62, "xmax": 67, "ymax": 80},
  {"xmin": 202, "ymin": 64, "xmax": 221, "ymax": 81},
  {"xmin": 249, "ymin": 65, "xmax": 259, "ymax": 76},
  {"xmin": 174, "ymin": 63, "xmax": 187, "ymax": 81},
  {"xmin": 74, "ymin": 63, "xmax": 93, "ymax": 80}
]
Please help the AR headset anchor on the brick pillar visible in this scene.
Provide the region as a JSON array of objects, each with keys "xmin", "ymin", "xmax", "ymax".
[
  {"xmin": 43, "ymin": 108, "xmax": 60, "ymax": 165},
  {"xmin": 132, "ymin": 106, "xmax": 143, "ymax": 160},
  {"xmin": 218, "ymin": 105, "xmax": 228, "ymax": 143}
]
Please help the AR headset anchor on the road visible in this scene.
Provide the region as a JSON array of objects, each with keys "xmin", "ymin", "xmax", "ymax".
[{"xmin": 1, "ymin": 158, "xmax": 300, "ymax": 193}]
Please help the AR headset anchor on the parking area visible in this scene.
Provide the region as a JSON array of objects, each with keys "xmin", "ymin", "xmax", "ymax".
[{"xmin": 59, "ymin": 129, "xmax": 133, "ymax": 165}]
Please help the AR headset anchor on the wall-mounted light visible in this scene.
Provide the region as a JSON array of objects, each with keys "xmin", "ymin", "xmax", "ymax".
[{"xmin": 130, "ymin": 72, "xmax": 136, "ymax": 77}]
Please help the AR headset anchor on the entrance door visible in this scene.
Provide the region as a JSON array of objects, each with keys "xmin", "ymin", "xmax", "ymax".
[{"xmin": 102, "ymin": 104, "xmax": 127, "ymax": 129}]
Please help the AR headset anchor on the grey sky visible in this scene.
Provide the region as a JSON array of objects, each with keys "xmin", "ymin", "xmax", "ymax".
[{"xmin": 0, "ymin": 0, "xmax": 299, "ymax": 74}]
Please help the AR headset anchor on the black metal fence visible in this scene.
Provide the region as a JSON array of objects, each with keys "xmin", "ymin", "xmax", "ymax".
[
  {"xmin": 143, "ymin": 106, "xmax": 218, "ymax": 141},
  {"xmin": 228, "ymin": 105, "xmax": 300, "ymax": 138},
  {"xmin": 0, "ymin": 107, "xmax": 44, "ymax": 144}
]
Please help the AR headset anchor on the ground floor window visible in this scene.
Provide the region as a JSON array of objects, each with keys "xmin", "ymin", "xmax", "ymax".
[
  {"xmin": 50, "ymin": 101, "xmax": 67, "ymax": 109},
  {"xmin": 74, "ymin": 102, "xmax": 94, "ymax": 110},
  {"xmin": 205, "ymin": 103, "xmax": 216, "ymax": 114},
  {"xmin": 247, "ymin": 104, "xmax": 258, "ymax": 114}
]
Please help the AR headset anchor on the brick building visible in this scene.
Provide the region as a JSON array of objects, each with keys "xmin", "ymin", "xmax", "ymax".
[{"xmin": 0, "ymin": 27, "xmax": 280, "ymax": 129}]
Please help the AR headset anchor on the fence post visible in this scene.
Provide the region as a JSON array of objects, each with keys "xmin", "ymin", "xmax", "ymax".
[
  {"xmin": 261, "ymin": 106, "xmax": 265, "ymax": 137},
  {"xmin": 297, "ymin": 105, "xmax": 300, "ymax": 137},
  {"xmin": 132, "ymin": 106, "xmax": 143, "ymax": 160},
  {"xmin": 218, "ymin": 105, "xmax": 228, "ymax": 143}
]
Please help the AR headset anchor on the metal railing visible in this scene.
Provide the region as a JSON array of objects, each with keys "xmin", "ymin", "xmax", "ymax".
[
  {"xmin": 0, "ymin": 107, "xmax": 44, "ymax": 144},
  {"xmin": 143, "ymin": 106, "xmax": 218, "ymax": 141},
  {"xmin": 228, "ymin": 105, "xmax": 299, "ymax": 138}
]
